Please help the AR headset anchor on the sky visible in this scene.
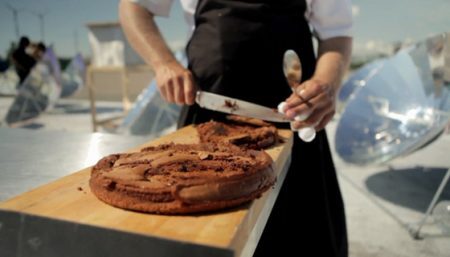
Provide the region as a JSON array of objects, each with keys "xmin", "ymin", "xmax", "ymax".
[
  {"xmin": 1, "ymin": 0, "xmax": 450, "ymax": 58},
  {"xmin": 0, "ymin": 0, "xmax": 188, "ymax": 58}
]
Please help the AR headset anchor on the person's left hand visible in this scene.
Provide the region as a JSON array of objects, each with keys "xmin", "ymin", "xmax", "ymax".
[{"xmin": 282, "ymin": 78, "xmax": 337, "ymax": 131}]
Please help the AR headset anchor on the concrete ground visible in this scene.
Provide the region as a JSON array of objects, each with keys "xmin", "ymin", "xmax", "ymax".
[
  {"xmin": 0, "ymin": 96, "xmax": 124, "ymax": 133},
  {"xmin": 1, "ymin": 95, "xmax": 449, "ymax": 256},
  {"xmin": 327, "ymin": 119, "xmax": 450, "ymax": 257}
]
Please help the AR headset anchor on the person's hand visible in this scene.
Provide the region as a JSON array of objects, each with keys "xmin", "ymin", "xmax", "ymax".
[
  {"xmin": 155, "ymin": 60, "xmax": 196, "ymax": 105},
  {"xmin": 282, "ymin": 78, "xmax": 337, "ymax": 131}
]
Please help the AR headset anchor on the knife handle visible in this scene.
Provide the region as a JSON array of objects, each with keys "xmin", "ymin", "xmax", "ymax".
[
  {"xmin": 278, "ymin": 102, "xmax": 316, "ymax": 143},
  {"xmin": 293, "ymin": 114, "xmax": 316, "ymax": 142},
  {"xmin": 298, "ymin": 127, "xmax": 316, "ymax": 142}
]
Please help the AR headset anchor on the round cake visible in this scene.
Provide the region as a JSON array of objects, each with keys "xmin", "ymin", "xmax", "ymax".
[
  {"xmin": 89, "ymin": 143, "xmax": 275, "ymax": 214},
  {"xmin": 196, "ymin": 116, "xmax": 278, "ymax": 149}
]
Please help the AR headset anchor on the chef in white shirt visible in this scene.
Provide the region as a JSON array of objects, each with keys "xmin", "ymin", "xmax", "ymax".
[{"xmin": 120, "ymin": 0, "xmax": 352, "ymax": 256}]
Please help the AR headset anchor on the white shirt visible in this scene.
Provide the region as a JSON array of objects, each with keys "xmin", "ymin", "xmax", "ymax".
[{"xmin": 129, "ymin": 0, "xmax": 353, "ymax": 40}]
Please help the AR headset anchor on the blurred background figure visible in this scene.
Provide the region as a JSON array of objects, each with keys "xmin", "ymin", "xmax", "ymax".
[
  {"xmin": 11, "ymin": 36, "xmax": 36, "ymax": 86},
  {"xmin": 29, "ymin": 42, "xmax": 47, "ymax": 61}
]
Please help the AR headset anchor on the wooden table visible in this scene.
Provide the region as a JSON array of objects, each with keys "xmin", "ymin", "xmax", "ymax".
[{"xmin": 0, "ymin": 126, "xmax": 293, "ymax": 257}]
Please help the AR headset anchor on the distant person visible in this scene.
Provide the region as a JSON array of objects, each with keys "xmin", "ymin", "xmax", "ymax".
[
  {"xmin": 30, "ymin": 42, "xmax": 47, "ymax": 61},
  {"xmin": 11, "ymin": 36, "xmax": 37, "ymax": 85}
]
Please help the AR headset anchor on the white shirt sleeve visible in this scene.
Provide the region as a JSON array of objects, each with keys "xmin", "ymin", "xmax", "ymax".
[
  {"xmin": 128, "ymin": 0, "xmax": 175, "ymax": 17},
  {"xmin": 305, "ymin": 0, "xmax": 353, "ymax": 40}
]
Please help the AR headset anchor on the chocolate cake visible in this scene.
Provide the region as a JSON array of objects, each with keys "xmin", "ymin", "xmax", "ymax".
[
  {"xmin": 196, "ymin": 116, "xmax": 278, "ymax": 149},
  {"xmin": 89, "ymin": 143, "xmax": 275, "ymax": 214}
]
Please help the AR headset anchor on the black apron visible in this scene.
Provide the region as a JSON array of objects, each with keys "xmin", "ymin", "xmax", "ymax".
[{"xmin": 180, "ymin": 0, "xmax": 348, "ymax": 256}]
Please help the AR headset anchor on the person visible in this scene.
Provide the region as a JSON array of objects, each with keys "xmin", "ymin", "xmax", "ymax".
[
  {"xmin": 11, "ymin": 36, "xmax": 37, "ymax": 85},
  {"xmin": 29, "ymin": 42, "xmax": 47, "ymax": 61},
  {"xmin": 119, "ymin": 0, "xmax": 352, "ymax": 256}
]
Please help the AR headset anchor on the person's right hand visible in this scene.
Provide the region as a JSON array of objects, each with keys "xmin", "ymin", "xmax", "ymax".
[{"xmin": 155, "ymin": 60, "xmax": 196, "ymax": 105}]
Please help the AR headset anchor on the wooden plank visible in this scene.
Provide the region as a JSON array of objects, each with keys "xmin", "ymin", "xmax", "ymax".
[{"xmin": 0, "ymin": 126, "xmax": 293, "ymax": 256}]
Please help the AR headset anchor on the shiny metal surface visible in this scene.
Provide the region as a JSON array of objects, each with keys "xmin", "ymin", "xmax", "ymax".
[
  {"xmin": 60, "ymin": 53, "xmax": 85, "ymax": 98},
  {"xmin": 283, "ymin": 49, "xmax": 302, "ymax": 88},
  {"xmin": 337, "ymin": 59, "xmax": 385, "ymax": 107},
  {"xmin": 336, "ymin": 32, "xmax": 450, "ymax": 165},
  {"xmin": 115, "ymin": 51, "xmax": 183, "ymax": 135},
  {"xmin": 0, "ymin": 128, "xmax": 149, "ymax": 201},
  {"xmin": 282, "ymin": 49, "xmax": 316, "ymax": 142},
  {"xmin": 5, "ymin": 47, "xmax": 61, "ymax": 125},
  {"xmin": 116, "ymin": 80, "xmax": 180, "ymax": 135},
  {"xmin": 196, "ymin": 90, "xmax": 290, "ymax": 122}
]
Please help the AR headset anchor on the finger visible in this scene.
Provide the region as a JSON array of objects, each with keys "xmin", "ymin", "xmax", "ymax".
[
  {"xmin": 184, "ymin": 72, "xmax": 195, "ymax": 105},
  {"xmin": 285, "ymin": 89, "xmax": 309, "ymax": 106},
  {"xmin": 285, "ymin": 96, "xmax": 312, "ymax": 118},
  {"xmin": 285, "ymin": 81, "xmax": 323, "ymax": 110},
  {"xmin": 315, "ymin": 111, "xmax": 335, "ymax": 131},
  {"xmin": 285, "ymin": 90, "xmax": 333, "ymax": 119},
  {"xmin": 285, "ymin": 99, "xmax": 316, "ymax": 120},
  {"xmin": 296, "ymin": 80, "xmax": 325, "ymax": 101},
  {"xmin": 156, "ymin": 78, "xmax": 169, "ymax": 102},
  {"xmin": 174, "ymin": 76, "xmax": 185, "ymax": 105},
  {"xmin": 159, "ymin": 85, "xmax": 168, "ymax": 102},
  {"xmin": 285, "ymin": 81, "xmax": 308, "ymax": 102},
  {"xmin": 291, "ymin": 105, "xmax": 332, "ymax": 129},
  {"xmin": 166, "ymin": 80, "xmax": 175, "ymax": 103}
]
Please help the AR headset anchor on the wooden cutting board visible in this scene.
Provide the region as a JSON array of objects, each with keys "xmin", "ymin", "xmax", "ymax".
[{"xmin": 0, "ymin": 126, "xmax": 293, "ymax": 257}]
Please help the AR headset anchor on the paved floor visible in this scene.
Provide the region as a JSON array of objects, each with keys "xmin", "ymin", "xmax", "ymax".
[{"xmin": 1, "ymin": 95, "xmax": 449, "ymax": 256}]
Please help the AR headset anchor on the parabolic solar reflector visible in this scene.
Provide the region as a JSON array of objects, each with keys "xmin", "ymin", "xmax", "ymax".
[
  {"xmin": 115, "ymin": 51, "xmax": 184, "ymax": 136},
  {"xmin": 115, "ymin": 81, "xmax": 180, "ymax": 136},
  {"xmin": 336, "ymin": 32, "xmax": 450, "ymax": 165},
  {"xmin": 60, "ymin": 53, "xmax": 85, "ymax": 98},
  {"xmin": 5, "ymin": 46, "xmax": 61, "ymax": 125},
  {"xmin": 338, "ymin": 59, "xmax": 385, "ymax": 106}
]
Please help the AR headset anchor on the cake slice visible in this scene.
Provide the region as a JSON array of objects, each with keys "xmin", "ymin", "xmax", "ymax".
[{"xmin": 196, "ymin": 115, "xmax": 278, "ymax": 149}]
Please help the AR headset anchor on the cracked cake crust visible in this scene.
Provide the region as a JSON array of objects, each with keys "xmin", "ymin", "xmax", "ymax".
[
  {"xmin": 89, "ymin": 143, "xmax": 275, "ymax": 214},
  {"xmin": 196, "ymin": 116, "xmax": 278, "ymax": 149}
]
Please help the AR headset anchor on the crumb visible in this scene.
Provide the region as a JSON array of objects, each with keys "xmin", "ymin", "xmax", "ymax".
[
  {"xmin": 179, "ymin": 164, "xmax": 188, "ymax": 172},
  {"xmin": 224, "ymin": 100, "xmax": 239, "ymax": 112},
  {"xmin": 198, "ymin": 152, "xmax": 212, "ymax": 160},
  {"xmin": 77, "ymin": 187, "xmax": 83, "ymax": 191}
]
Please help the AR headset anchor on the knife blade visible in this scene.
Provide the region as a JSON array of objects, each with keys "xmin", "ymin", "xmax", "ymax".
[{"xmin": 195, "ymin": 91, "xmax": 290, "ymax": 123}]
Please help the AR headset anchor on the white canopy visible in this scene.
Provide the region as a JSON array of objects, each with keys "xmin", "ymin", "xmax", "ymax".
[{"xmin": 86, "ymin": 22, "xmax": 144, "ymax": 67}]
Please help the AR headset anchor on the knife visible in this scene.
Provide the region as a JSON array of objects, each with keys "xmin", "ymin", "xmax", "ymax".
[
  {"xmin": 195, "ymin": 90, "xmax": 291, "ymax": 123},
  {"xmin": 195, "ymin": 90, "xmax": 316, "ymax": 142}
]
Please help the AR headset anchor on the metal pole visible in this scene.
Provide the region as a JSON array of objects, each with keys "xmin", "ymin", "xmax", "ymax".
[
  {"xmin": 13, "ymin": 10, "xmax": 20, "ymax": 39},
  {"xmin": 411, "ymin": 167, "xmax": 450, "ymax": 239},
  {"xmin": 6, "ymin": 4, "xmax": 21, "ymax": 39},
  {"xmin": 31, "ymin": 11, "xmax": 47, "ymax": 42},
  {"xmin": 39, "ymin": 14, "xmax": 45, "ymax": 41}
]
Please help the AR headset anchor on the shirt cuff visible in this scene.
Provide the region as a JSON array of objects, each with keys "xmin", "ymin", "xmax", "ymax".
[
  {"xmin": 313, "ymin": 25, "xmax": 353, "ymax": 40},
  {"xmin": 128, "ymin": 0, "xmax": 174, "ymax": 17},
  {"xmin": 307, "ymin": 0, "xmax": 353, "ymax": 40}
]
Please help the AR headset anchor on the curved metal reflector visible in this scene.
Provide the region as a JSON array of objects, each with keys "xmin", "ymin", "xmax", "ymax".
[
  {"xmin": 338, "ymin": 59, "xmax": 385, "ymax": 107},
  {"xmin": 60, "ymin": 53, "xmax": 86, "ymax": 98},
  {"xmin": 4, "ymin": 46, "xmax": 61, "ymax": 125},
  {"xmin": 336, "ymin": 32, "xmax": 450, "ymax": 165},
  {"xmin": 115, "ymin": 51, "xmax": 185, "ymax": 136}
]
